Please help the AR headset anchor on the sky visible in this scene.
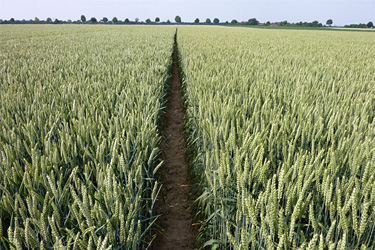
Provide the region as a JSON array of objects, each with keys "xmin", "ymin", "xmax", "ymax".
[{"xmin": 0, "ymin": 0, "xmax": 374, "ymax": 26}]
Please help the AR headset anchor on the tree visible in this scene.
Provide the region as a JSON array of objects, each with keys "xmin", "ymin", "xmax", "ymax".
[
  {"xmin": 54, "ymin": 18, "xmax": 59, "ymax": 24},
  {"xmin": 231, "ymin": 19, "xmax": 238, "ymax": 24},
  {"xmin": 81, "ymin": 15, "xmax": 86, "ymax": 22},
  {"xmin": 266, "ymin": 21, "xmax": 271, "ymax": 26},
  {"xmin": 34, "ymin": 17, "xmax": 40, "ymax": 23},
  {"xmin": 312, "ymin": 20, "xmax": 319, "ymax": 26},
  {"xmin": 124, "ymin": 18, "xmax": 130, "ymax": 23},
  {"xmin": 345, "ymin": 23, "xmax": 366, "ymax": 28},
  {"xmin": 112, "ymin": 17, "xmax": 118, "ymax": 23},
  {"xmin": 175, "ymin": 15, "xmax": 181, "ymax": 23},
  {"xmin": 248, "ymin": 18, "xmax": 259, "ymax": 25},
  {"xmin": 279, "ymin": 20, "xmax": 288, "ymax": 26},
  {"xmin": 206, "ymin": 18, "xmax": 211, "ymax": 24},
  {"xmin": 90, "ymin": 17, "xmax": 97, "ymax": 23},
  {"xmin": 213, "ymin": 18, "xmax": 219, "ymax": 24},
  {"xmin": 47, "ymin": 17, "xmax": 52, "ymax": 23},
  {"xmin": 135, "ymin": 18, "xmax": 139, "ymax": 23},
  {"xmin": 10, "ymin": 18, "xmax": 15, "ymax": 22},
  {"xmin": 367, "ymin": 21, "xmax": 374, "ymax": 28},
  {"xmin": 167, "ymin": 19, "xmax": 171, "ymax": 24},
  {"xmin": 326, "ymin": 19, "xmax": 333, "ymax": 27},
  {"xmin": 194, "ymin": 18, "xmax": 200, "ymax": 23},
  {"xmin": 146, "ymin": 18, "xmax": 151, "ymax": 24},
  {"xmin": 102, "ymin": 17, "xmax": 108, "ymax": 23},
  {"xmin": 155, "ymin": 17, "xmax": 160, "ymax": 23}
]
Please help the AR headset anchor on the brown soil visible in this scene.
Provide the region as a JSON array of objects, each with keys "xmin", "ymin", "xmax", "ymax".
[{"xmin": 152, "ymin": 32, "xmax": 195, "ymax": 250}]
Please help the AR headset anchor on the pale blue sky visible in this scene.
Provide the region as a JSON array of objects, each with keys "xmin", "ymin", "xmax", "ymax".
[{"xmin": 0, "ymin": 0, "xmax": 374, "ymax": 26}]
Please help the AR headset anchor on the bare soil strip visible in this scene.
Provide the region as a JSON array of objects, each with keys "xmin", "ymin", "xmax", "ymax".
[{"xmin": 152, "ymin": 31, "xmax": 195, "ymax": 250}]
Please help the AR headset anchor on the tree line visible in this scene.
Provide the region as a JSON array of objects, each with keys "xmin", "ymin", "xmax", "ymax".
[{"xmin": 1, "ymin": 15, "xmax": 374, "ymax": 28}]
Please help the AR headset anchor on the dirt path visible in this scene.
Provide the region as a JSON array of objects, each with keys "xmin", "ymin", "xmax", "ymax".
[{"xmin": 152, "ymin": 31, "xmax": 195, "ymax": 250}]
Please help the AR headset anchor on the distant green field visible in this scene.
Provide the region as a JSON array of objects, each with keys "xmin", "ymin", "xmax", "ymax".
[
  {"xmin": 233, "ymin": 25, "xmax": 375, "ymax": 32},
  {"xmin": 331, "ymin": 27, "xmax": 375, "ymax": 32}
]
